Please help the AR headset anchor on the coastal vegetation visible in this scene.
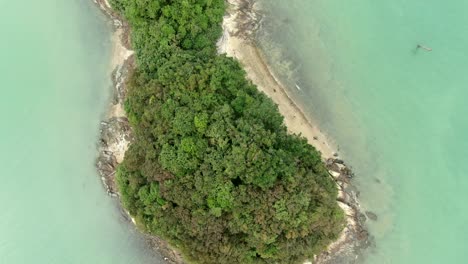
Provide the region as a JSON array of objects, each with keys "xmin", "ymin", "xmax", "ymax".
[{"xmin": 110, "ymin": 0, "xmax": 344, "ymax": 263}]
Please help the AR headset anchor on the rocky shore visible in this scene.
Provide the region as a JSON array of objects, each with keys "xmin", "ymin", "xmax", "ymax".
[
  {"xmin": 317, "ymin": 158, "xmax": 372, "ymax": 264},
  {"xmin": 93, "ymin": 0, "xmax": 133, "ymax": 197},
  {"xmin": 93, "ymin": 1, "xmax": 184, "ymax": 263}
]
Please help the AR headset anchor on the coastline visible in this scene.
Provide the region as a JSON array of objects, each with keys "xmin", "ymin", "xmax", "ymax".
[
  {"xmin": 94, "ymin": 0, "xmax": 133, "ymax": 197},
  {"xmin": 218, "ymin": 1, "xmax": 370, "ymax": 263},
  {"xmin": 93, "ymin": 1, "xmax": 184, "ymax": 263},
  {"xmin": 93, "ymin": 0, "xmax": 370, "ymax": 263}
]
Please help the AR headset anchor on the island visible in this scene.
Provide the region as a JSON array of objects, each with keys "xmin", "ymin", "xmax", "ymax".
[{"xmin": 95, "ymin": 0, "xmax": 368, "ymax": 263}]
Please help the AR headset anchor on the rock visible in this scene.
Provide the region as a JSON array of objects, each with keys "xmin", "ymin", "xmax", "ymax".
[
  {"xmin": 334, "ymin": 159, "xmax": 345, "ymax": 164},
  {"xmin": 357, "ymin": 229, "xmax": 369, "ymax": 241},
  {"xmin": 336, "ymin": 163, "xmax": 347, "ymax": 171},
  {"xmin": 341, "ymin": 167, "xmax": 354, "ymax": 178},
  {"xmin": 357, "ymin": 212, "xmax": 366, "ymax": 223},
  {"xmin": 96, "ymin": 117, "xmax": 133, "ymax": 194},
  {"xmin": 329, "ymin": 170, "xmax": 341, "ymax": 178},
  {"xmin": 365, "ymin": 211, "xmax": 378, "ymax": 221},
  {"xmin": 333, "ymin": 152, "xmax": 339, "ymax": 157},
  {"xmin": 113, "ymin": 19, "xmax": 122, "ymax": 27},
  {"xmin": 328, "ymin": 163, "xmax": 341, "ymax": 173},
  {"xmin": 111, "ymin": 58, "xmax": 134, "ymax": 105}
]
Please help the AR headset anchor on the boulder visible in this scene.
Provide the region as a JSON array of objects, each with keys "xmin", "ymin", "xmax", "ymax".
[{"xmin": 329, "ymin": 170, "xmax": 341, "ymax": 178}]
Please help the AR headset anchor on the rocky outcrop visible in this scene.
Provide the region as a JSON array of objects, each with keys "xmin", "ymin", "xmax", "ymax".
[
  {"xmin": 97, "ymin": 117, "xmax": 133, "ymax": 196},
  {"xmin": 93, "ymin": 0, "xmax": 134, "ymax": 197},
  {"xmin": 95, "ymin": 44, "xmax": 134, "ymax": 197},
  {"xmin": 314, "ymin": 158, "xmax": 372, "ymax": 264},
  {"xmin": 365, "ymin": 211, "xmax": 378, "ymax": 221}
]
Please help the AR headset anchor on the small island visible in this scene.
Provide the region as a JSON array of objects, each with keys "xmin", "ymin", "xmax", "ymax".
[{"xmin": 96, "ymin": 0, "xmax": 365, "ymax": 263}]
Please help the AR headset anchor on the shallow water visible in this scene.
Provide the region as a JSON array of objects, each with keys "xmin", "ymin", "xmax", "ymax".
[
  {"xmin": 0, "ymin": 1, "xmax": 163, "ymax": 263},
  {"xmin": 257, "ymin": 0, "xmax": 468, "ymax": 263}
]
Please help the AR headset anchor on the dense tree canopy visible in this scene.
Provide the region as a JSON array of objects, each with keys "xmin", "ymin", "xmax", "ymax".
[
  {"xmin": 112, "ymin": 0, "xmax": 224, "ymax": 73},
  {"xmin": 110, "ymin": 0, "xmax": 344, "ymax": 263}
]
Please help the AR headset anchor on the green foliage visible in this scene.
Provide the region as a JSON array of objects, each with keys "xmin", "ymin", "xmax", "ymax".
[
  {"xmin": 110, "ymin": 0, "xmax": 224, "ymax": 72},
  {"xmin": 111, "ymin": 0, "xmax": 344, "ymax": 263}
]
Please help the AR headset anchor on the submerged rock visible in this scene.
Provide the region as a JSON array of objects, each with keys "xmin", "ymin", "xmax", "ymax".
[
  {"xmin": 365, "ymin": 211, "xmax": 378, "ymax": 221},
  {"xmin": 334, "ymin": 159, "xmax": 345, "ymax": 164}
]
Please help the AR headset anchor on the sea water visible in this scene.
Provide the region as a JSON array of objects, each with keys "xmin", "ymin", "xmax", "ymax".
[
  {"xmin": 0, "ymin": 0, "xmax": 164, "ymax": 263},
  {"xmin": 257, "ymin": 0, "xmax": 468, "ymax": 263}
]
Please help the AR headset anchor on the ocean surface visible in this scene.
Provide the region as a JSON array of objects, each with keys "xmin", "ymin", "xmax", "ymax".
[
  {"xmin": 0, "ymin": 0, "xmax": 164, "ymax": 263},
  {"xmin": 257, "ymin": 0, "xmax": 468, "ymax": 263}
]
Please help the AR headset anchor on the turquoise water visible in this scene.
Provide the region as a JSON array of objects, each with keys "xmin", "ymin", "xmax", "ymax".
[
  {"xmin": 257, "ymin": 0, "xmax": 468, "ymax": 263},
  {"xmin": 0, "ymin": 1, "xmax": 163, "ymax": 263}
]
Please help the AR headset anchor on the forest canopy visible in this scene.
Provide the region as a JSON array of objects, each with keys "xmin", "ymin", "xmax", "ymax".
[{"xmin": 110, "ymin": 0, "xmax": 344, "ymax": 263}]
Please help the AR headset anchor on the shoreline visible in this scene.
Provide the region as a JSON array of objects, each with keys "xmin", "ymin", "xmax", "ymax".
[
  {"xmin": 93, "ymin": 1, "xmax": 184, "ymax": 263},
  {"xmin": 93, "ymin": 0, "xmax": 133, "ymax": 196},
  {"xmin": 218, "ymin": 1, "xmax": 370, "ymax": 263},
  {"xmin": 93, "ymin": 0, "xmax": 370, "ymax": 263}
]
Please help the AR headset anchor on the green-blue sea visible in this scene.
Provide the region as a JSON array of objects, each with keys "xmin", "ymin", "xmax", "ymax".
[
  {"xmin": 257, "ymin": 0, "xmax": 468, "ymax": 263},
  {"xmin": 0, "ymin": 0, "xmax": 164, "ymax": 263},
  {"xmin": 2, "ymin": 0, "xmax": 467, "ymax": 263}
]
